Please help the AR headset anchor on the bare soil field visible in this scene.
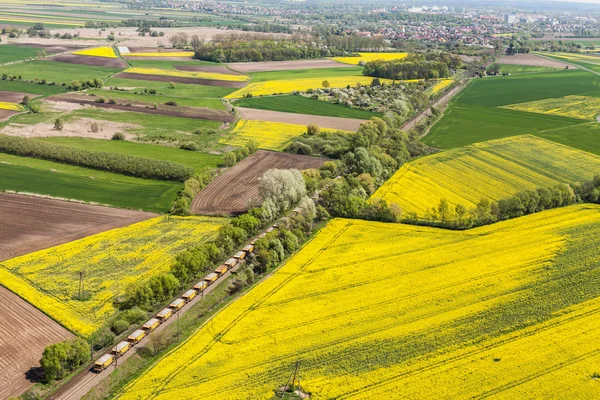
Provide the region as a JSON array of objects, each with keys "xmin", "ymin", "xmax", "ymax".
[
  {"xmin": 192, "ymin": 150, "xmax": 325, "ymax": 215},
  {"xmin": 49, "ymin": 54, "xmax": 127, "ymax": 68},
  {"xmin": 46, "ymin": 95, "xmax": 235, "ymax": 122},
  {"xmin": 1, "ymin": 116, "xmax": 139, "ymax": 140},
  {"xmin": 236, "ymin": 107, "xmax": 365, "ymax": 131},
  {"xmin": 0, "ymin": 192, "xmax": 155, "ymax": 262},
  {"xmin": 12, "ymin": 43, "xmax": 86, "ymax": 54},
  {"xmin": 115, "ymin": 72, "xmax": 248, "ymax": 88},
  {"xmin": 228, "ymin": 59, "xmax": 352, "ymax": 73},
  {"xmin": 0, "ymin": 90, "xmax": 38, "ymax": 103},
  {"xmin": 498, "ymin": 54, "xmax": 576, "ymax": 69},
  {"xmin": 175, "ymin": 65, "xmax": 244, "ymax": 75},
  {"xmin": 458, "ymin": 55, "xmax": 482, "ymax": 63},
  {"xmin": 0, "ymin": 286, "xmax": 74, "ymax": 400},
  {"xmin": 0, "ymin": 109, "xmax": 19, "ymax": 121}
]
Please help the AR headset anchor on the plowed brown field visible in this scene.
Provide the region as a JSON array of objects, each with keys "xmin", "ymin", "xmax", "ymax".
[
  {"xmin": 49, "ymin": 54, "xmax": 127, "ymax": 68},
  {"xmin": 191, "ymin": 150, "xmax": 325, "ymax": 215},
  {"xmin": 0, "ymin": 192, "xmax": 154, "ymax": 262},
  {"xmin": 0, "ymin": 286, "xmax": 74, "ymax": 399},
  {"xmin": 115, "ymin": 72, "xmax": 248, "ymax": 88}
]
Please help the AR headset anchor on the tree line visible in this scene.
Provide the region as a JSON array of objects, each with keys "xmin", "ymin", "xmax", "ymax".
[
  {"xmin": 0, "ymin": 135, "xmax": 193, "ymax": 182},
  {"xmin": 363, "ymin": 52, "xmax": 461, "ymax": 80}
]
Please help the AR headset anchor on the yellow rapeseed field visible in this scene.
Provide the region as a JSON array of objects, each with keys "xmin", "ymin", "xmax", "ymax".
[
  {"xmin": 126, "ymin": 52, "xmax": 195, "ymax": 57},
  {"xmin": 220, "ymin": 120, "xmax": 350, "ymax": 150},
  {"xmin": 371, "ymin": 135, "xmax": 600, "ymax": 217},
  {"xmin": 0, "ymin": 216, "xmax": 226, "ymax": 336},
  {"xmin": 501, "ymin": 95, "xmax": 600, "ymax": 120},
  {"xmin": 430, "ymin": 79, "xmax": 454, "ymax": 94},
  {"xmin": 117, "ymin": 205, "xmax": 600, "ymax": 399},
  {"xmin": 0, "ymin": 101, "xmax": 24, "ymax": 111},
  {"xmin": 73, "ymin": 47, "xmax": 117, "ymax": 58},
  {"xmin": 225, "ymin": 76, "xmax": 393, "ymax": 98},
  {"xmin": 125, "ymin": 67, "xmax": 249, "ymax": 82},
  {"xmin": 333, "ymin": 52, "xmax": 408, "ymax": 65}
]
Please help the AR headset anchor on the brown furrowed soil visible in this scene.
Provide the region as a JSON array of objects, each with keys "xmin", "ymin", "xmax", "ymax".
[
  {"xmin": 46, "ymin": 95, "xmax": 235, "ymax": 122},
  {"xmin": 115, "ymin": 72, "xmax": 248, "ymax": 88},
  {"xmin": 48, "ymin": 54, "xmax": 128, "ymax": 68},
  {"xmin": 0, "ymin": 286, "xmax": 74, "ymax": 400},
  {"xmin": 0, "ymin": 192, "xmax": 154, "ymax": 262},
  {"xmin": 0, "ymin": 109, "xmax": 19, "ymax": 121},
  {"xmin": 228, "ymin": 59, "xmax": 353, "ymax": 73},
  {"xmin": 236, "ymin": 107, "xmax": 365, "ymax": 131},
  {"xmin": 191, "ymin": 150, "xmax": 325, "ymax": 215},
  {"xmin": 0, "ymin": 90, "xmax": 39, "ymax": 103},
  {"xmin": 174, "ymin": 65, "xmax": 244, "ymax": 75},
  {"xmin": 497, "ymin": 54, "xmax": 576, "ymax": 69}
]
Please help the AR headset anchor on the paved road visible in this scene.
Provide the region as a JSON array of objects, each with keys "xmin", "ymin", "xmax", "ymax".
[{"xmin": 49, "ymin": 263, "xmax": 244, "ymax": 400}]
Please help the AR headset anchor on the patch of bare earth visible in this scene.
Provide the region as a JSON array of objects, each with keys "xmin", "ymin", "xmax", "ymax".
[
  {"xmin": 48, "ymin": 54, "xmax": 127, "ymax": 68},
  {"xmin": 115, "ymin": 72, "xmax": 248, "ymax": 88},
  {"xmin": 1, "ymin": 116, "xmax": 139, "ymax": 140},
  {"xmin": 498, "ymin": 54, "xmax": 576, "ymax": 69},
  {"xmin": 0, "ymin": 90, "xmax": 39, "ymax": 103},
  {"xmin": 192, "ymin": 150, "xmax": 325, "ymax": 215},
  {"xmin": 10, "ymin": 42, "xmax": 87, "ymax": 54},
  {"xmin": 0, "ymin": 286, "xmax": 74, "ymax": 400},
  {"xmin": 236, "ymin": 107, "xmax": 364, "ymax": 131},
  {"xmin": 0, "ymin": 109, "xmax": 19, "ymax": 121},
  {"xmin": 228, "ymin": 59, "xmax": 354, "ymax": 73},
  {"xmin": 174, "ymin": 65, "xmax": 244, "ymax": 75}
]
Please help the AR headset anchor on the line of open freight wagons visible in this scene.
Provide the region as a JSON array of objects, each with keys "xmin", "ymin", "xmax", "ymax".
[{"xmin": 92, "ymin": 216, "xmax": 294, "ymax": 372}]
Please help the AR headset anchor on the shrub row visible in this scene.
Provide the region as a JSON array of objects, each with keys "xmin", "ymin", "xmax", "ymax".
[
  {"xmin": 171, "ymin": 168, "xmax": 217, "ymax": 215},
  {"xmin": 0, "ymin": 135, "xmax": 194, "ymax": 182}
]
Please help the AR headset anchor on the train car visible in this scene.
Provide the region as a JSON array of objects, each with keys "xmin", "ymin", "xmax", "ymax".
[
  {"xmin": 142, "ymin": 318, "xmax": 160, "ymax": 333},
  {"xmin": 243, "ymin": 244, "xmax": 254, "ymax": 255},
  {"xmin": 225, "ymin": 257, "xmax": 239, "ymax": 268},
  {"xmin": 93, "ymin": 354, "xmax": 114, "ymax": 373},
  {"xmin": 233, "ymin": 251, "xmax": 246, "ymax": 261},
  {"xmin": 266, "ymin": 227, "xmax": 275, "ymax": 233},
  {"xmin": 215, "ymin": 264, "xmax": 228, "ymax": 276},
  {"xmin": 127, "ymin": 329, "xmax": 146, "ymax": 345},
  {"xmin": 169, "ymin": 298, "xmax": 185, "ymax": 311},
  {"xmin": 156, "ymin": 307, "xmax": 173, "ymax": 321},
  {"xmin": 204, "ymin": 272, "xmax": 219, "ymax": 285},
  {"xmin": 250, "ymin": 237, "xmax": 259, "ymax": 245},
  {"xmin": 194, "ymin": 280, "xmax": 208, "ymax": 292},
  {"xmin": 258, "ymin": 232, "xmax": 267, "ymax": 239},
  {"xmin": 272, "ymin": 223, "xmax": 280, "ymax": 229},
  {"xmin": 182, "ymin": 289, "xmax": 197, "ymax": 303},
  {"xmin": 111, "ymin": 341, "xmax": 130, "ymax": 356}
]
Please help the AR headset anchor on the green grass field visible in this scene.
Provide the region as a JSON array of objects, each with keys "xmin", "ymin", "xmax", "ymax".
[
  {"xmin": 0, "ymin": 60, "xmax": 123, "ymax": 85},
  {"xmin": 425, "ymin": 69, "xmax": 600, "ymax": 149},
  {"xmin": 0, "ymin": 44, "xmax": 42, "ymax": 63},
  {"xmin": 86, "ymin": 88, "xmax": 225, "ymax": 110},
  {"xmin": 233, "ymin": 95, "xmax": 381, "ymax": 119},
  {"xmin": 248, "ymin": 67, "xmax": 364, "ymax": 82},
  {"xmin": 0, "ymin": 80, "xmax": 67, "ymax": 96},
  {"xmin": 39, "ymin": 137, "xmax": 222, "ymax": 171},
  {"xmin": 0, "ymin": 156, "xmax": 180, "ymax": 212},
  {"xmin": 536, "ymin": 122, "xmax": 600, "ymax": 156},
  {"xmin": 491, "ymin": 63, "xmax": 560, "ymax": 74},
  {"xmin": 127, "ymin": 59, "xmax": 219, "ymax": 69},
  {"xmin": 106, "ymin": 77, "xmax": 236, "ymax": 98}
]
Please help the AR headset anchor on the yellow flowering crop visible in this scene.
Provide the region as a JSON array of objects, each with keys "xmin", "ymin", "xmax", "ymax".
[
  {"xmin": 430, "ymin": 79, "xmax": 454, "ymax": 94},
  {"xmin": 333, "ymin": 52, "xmax": 408, "ymax": 65},
  {"xmin": 125, "ymin": 67, "xmax": 250, "ymax": 82},
  {"xmin": 117, "ymin": 205, "xmax": 600, "ymax": 399},
  {"xmin": 371, "ymin": 135, "xmax": 600, "ymax": 218},
  {"xmin": 126, "ymin": 52, "xmax": 195, "ymax": 57},
  {"xmin": 0, "ymin": 216, "xmax": 226, "ymax": 336},
  {"xmin": 73, "ymin": 47, "xmax": 118, "ymax": 58},
  {"xmin": 225, "ymin": 76, "xmax": 393, "ymax": 98},
  {"xmin": 501, "ymin": 95, "xmax": 600, "ymax": 120},
  {"xmin": 0, "ymin": 101, "xmax": 24, "ymax": 111},
  {"xmin": 220, "ymin": 120, "xmax": 351, "ymax": 151},
  {"xmin": 0, "ymin": 17, "xmax": 84, "ymax": 26}
]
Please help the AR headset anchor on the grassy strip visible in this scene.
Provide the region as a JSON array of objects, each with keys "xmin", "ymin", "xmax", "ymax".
[
  {"xmin": 0, "ymin": 44, "xmax": 41, "ymax": 63},
  {"xmin": 0, "ymin": 79, "xmax": 67, "ymax": 95},
  {"xmin": 0, "ymin": 60, "xmax": 123, "ymax": 85},
  {"xmin": 106, "ymin": 77, "xmax": 236, "ymax": 98},
  {"xmin": 86, "ymin": 88, "xmax": 225, "ymax": 110},
  {"xmin": 233, "ymin": 94, "xmax": 381, "ymax": 119},
  {"xmin": 249, "ymin": 66, "xmax": 364, "ymax": 82}
]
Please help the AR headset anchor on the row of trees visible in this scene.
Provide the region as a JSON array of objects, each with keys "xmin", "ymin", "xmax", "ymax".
[
  {"xmin": 0, "ymin": 135, "xmax": 193, "ymax": 182},
  {"xmin": 363, "ymin": 52, "xmax": 462, "ymax": 80},
  {"xmin": 410, "ymin": 176, "xmax": 600, "ymax": 229},
  {"xmin": 39, "ymin": 338, "xmax": 90, "ymax": 383}
]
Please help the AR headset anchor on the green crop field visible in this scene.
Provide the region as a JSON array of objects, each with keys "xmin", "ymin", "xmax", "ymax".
[
  {"xmin": 0, "ymin": 156, "xmax": 181, "ymax": 212},
  {"xmin": 536, "ymin": 122, "xmax": 600, "ymax": 156},
  {"xmin": 491, "ymin": 63, "xmax": 560, "ymax": 74},
  {"xmin": 234, "ymin": 95, "xmax": 381, "ymax": 119},
  {"xmin": 0, "ymin": 44, "xmax": 42, "ymax": 63},
  {"xmin": 40, "ymin": 137, "xmax": 223, "ymax": 171},
  {"xmin": 0, "ymin": 60, "xmax": 123, "ymax": 85},
  {"xmin": 127, "ymin": 59, "xmax": 219, "ymax": 69},
  {"xmin": 0, "ymin": 80, "xmax": 67, "ymax": 96},
  {"xmin": 85, "ymin": 89, "xmax": 225, "ymax": 110},
  {"xmin": 248, "ymin": 66, "xmax": 364, "ymax": 82},
  {"xmin": 424, "ymin": 69, "xmax": 600, "ymax": 149},
  {"xmin": 106, "ymin": 77, "xmax": 237, "ymax": 98}
]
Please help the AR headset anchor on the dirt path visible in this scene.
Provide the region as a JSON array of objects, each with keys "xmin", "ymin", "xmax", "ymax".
[{"xmin": 236, "ymin": 107, "xmax": 365, "ymax": 131}]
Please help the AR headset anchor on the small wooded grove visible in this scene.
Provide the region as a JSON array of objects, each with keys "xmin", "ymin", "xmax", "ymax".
[
  {"xmin": 363, "ymin": 52, "xmax": 462, "ymax": 80},
  {"xmin": 0, "ymin": 135, "xmax": 193, "ymax": 182},
  {"xmin": 40, "ymin": 338, "xmax": 90, "ymax": 383}
]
